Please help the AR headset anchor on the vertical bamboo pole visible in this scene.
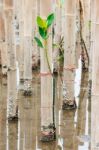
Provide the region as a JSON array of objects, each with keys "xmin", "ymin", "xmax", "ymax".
[
  {"xmin": 40, "ymin": 0, "xmax": 55, "ymax": 140},
  {"xmin": 0, "ymin": 1, "xmax": 8, "ymax": 75},
  {"xmin": 13, "ymin": 0, "xmax": 20, "ymax": 67},
  {"xmin": 23, "ymin": 0, "xmax": 33, "ymax": 92},
  {"xmin": 4, "ymin": 11, "xmax": 16, "ymax": 69},
  {"xmin": 82, "ymin": 0, "xmax": 91, "ymax": 51},
  {"xmin": 32, "ymin": 0, "xmax": 39, "ymax": 70},
  {"xmin": 75, "ymin": 0, "xmax": 81, "ymax": 68},
  {"xmin": 91, "ymin": 0, "xmax": 99, "ymax": 95},
  {"xmin": 62, "ymin": 0, "xmax": 77, "ymax": 109},
  {"xmin": 91, "ymin": 0, "xmax": 99, "ymax": 149},
  {"xmin": 4, "ymin": 0, "xmax": 18, "ymax": 119},
  {"xmin": 17, "ymin": 0, "xmax": 24, "ymax": 81},
  {"xmin": 79, "ymin": 0, "xmax": 89, "ymax": 70},
  {"xmin": 7, "ymin": 71, "xmax": 18, "ymax": 119},
  {"xmin": 53, "ymin": 0, "xmax": 62, "ymax": 72}
]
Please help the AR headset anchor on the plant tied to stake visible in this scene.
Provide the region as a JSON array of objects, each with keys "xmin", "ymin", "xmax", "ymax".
[{"xmin": 34, "ymin": 13, "xmax": 55, "ymax": 73}]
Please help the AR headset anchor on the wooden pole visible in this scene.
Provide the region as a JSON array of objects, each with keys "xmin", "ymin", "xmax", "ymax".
[
  {"xmin": 53, "ymin": 0, "xmax": 62, "ymax": 73},
  {"xmin": 91, "ymin": 0, "xmax": 99, "ymax": 149},
  {"xmin": 32, "ymin": 0, "xmax": 39, "ymax": 70},
  {"xmin": 82, "ymin": 0, "xmax": 91, "ymax": 52},
  {"xmin": 17, "ymin": 0, "xmax": 24, "ymax": 81},
  {"xmin": 4, "ymin": 0, "xmax": 18, "ymax": 119},
  {"xmin": 40, "ymin": 0, "xmax": 55, "ymax": 141},
  {"xmin": 75, "ymin": 0, "xmax": 81, "ymax": 68},
  {"xmin": 23, "ymin": 0, "xmax": 33, "ymax": 93},
  {"xmin": 0, "ymin": 1, "xmax": 8, "ymax": 75},
  {"xmin": 62, "ymin": 0, "xmax": 77, "ymax": 110}
]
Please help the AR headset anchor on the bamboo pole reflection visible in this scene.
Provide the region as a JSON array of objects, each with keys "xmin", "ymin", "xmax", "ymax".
[
  {"xmin": 0, "ymin": 77, "xmax": 7, "ymax": 150},
  {"xmin": 60, "ymin": 111, "xmax": 76, "ymax": 150},
  {"xmin": 17, "ymin": 91, "xmax": 36, "ymax": 149},
  {"xmin": 6, "ymin": 120, "xmax": 18, "ymax": 150}
]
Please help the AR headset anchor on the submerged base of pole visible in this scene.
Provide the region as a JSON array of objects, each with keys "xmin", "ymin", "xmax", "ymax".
[
  {"xmin": 82, "ymin": 67, "xmax": 88, "ymax": 72},
  {"xmin": 8, "ymin": 114, "xmax": 18, "ymax": 122},
  {"xmin": 32, "ymin": 65, "xmax": 39, "ymax": 71},
  {"xmin": 53, "ymin": 68, "xmax": 58, "ymax": 75},
  {"xmin": 20, "ymin": 78, "xmax": 24, "ymax": 83},
  {"xmin": 40, "ymin": 123, "xmax": 56, "ymax": 142},
  {"xmin": 62, "ymin": 100, "xmax": 77, "ymax": 110},
  {"xmin": 23, "ymin": 80, "xmax": 32, "ymax": 96},
  {"xmin": 2, "ymin": 73, "xmax": 7, "ymax": 78},
  {"xmin": 8, "ymin": 106, "xmax": 18, "ymax": 122},
  {"xmin": 23, "ymin": 90, "xmax": 32, "ymax": 96}
]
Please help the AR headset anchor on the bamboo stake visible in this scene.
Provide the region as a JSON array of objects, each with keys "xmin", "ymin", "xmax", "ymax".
[
  {"xmin": 91, "ymin": 0, "xmax": 99, "ymax": 95},
  {"xmin": 40, "ymin": 0, "xmax": 53, "ymax": 129},
  {"xmin": 53, "ymin": 0, "xmax": 62, "ymax": 72},
  {"xmin": 4, "ymin": 0, "xmax": 18, "ymax": 119},
  {"xmin": 62, "ymin": 0, "xmax": 77, "ymax": 108},
  {"xmin": 79, "ymin": 0, "xmax": 89, "ymax": 70},
  {"xmin": 32, "ymin": 0, "xmax": 39, "ymax": 70},
  {"xmin": 7, "ymin": 70, "xmax": 18, "ymax": 119},
  {"xmin": 91, "ymin": 0, "xmax": 99, "ymax": 149},
  {"xmin": 82, "ymin": 0, "xmax": 91, "ymax": 51},
  {"xmin": 75, "ymin": 0, "xmax": 81, "ymax": 68},
  {"xmin": 17, "ymin": 0, "xmax": 24, "ymax": 81},
  {"xmin": 0, "ymin": 2, "xmax": 8, "ymax": 75},
  {"xmin": 23, "ymin": 0, "xmax": 33, "ymax": 92}
]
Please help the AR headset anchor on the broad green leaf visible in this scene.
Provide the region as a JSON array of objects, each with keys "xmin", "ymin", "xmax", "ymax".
[
  {"xmin": 43, "ymin": 19, "xmax": 47, "ymax": 28},
  {"xmin": 37, "ymin": 16, "xmax": 47, "ymax": 29},
  {"xmin": 39, "ymin": 27, "xmax": 48, "ymax": 40},
  {"xmin": 34, "ymin": 37, "xmax": 43, "ymax": 48},
  {"xmin": 47, "ymin": 13, "xmax": 55, "ymax": 28}
]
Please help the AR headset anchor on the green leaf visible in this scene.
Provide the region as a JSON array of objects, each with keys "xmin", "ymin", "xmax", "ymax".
[
  {"xmin": 37, "ymin": 16, "xmax": 47, "ymax": 29},
  {"xmin": 47, "ymin": 13, "xmax": 55, "ymax": 28},
  {"xmin": 39, "ymin": 27, "xmax": 48, "ymax": 39},
  {"xmin": 34, "ymin": 37, "xmax": 43, "ymax": 48}
]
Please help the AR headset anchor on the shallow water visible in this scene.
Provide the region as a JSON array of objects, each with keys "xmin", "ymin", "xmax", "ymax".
[{"xmin": 0, "ymin": 63, "xmax": 91, "ymax": 150}]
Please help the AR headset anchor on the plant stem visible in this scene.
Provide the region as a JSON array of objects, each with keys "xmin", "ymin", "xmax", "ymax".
[{"xmin": 44, "ymin": 40, "xmax": 52, "ymax": 74}]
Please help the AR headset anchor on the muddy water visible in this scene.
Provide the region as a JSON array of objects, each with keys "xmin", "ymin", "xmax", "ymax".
[{"xmin": 0, "ymin": 66, "xmax": 91, "ymax": 150}]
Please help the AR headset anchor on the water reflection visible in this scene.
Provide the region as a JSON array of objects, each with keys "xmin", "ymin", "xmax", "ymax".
[
  {"xmin": 76, "ymin": 72, "xmax": 90, "ymax": 150},
  {"xmin": 6, "ymin": 120, "xmax": 18, "ymax": 150},
  {"xmin": 0, "ymin": 76, "xmax": 7, "ymax": 150},
  {"xmin": 0, "ymin": 63, "xmax": 91, "ymax": 150}
]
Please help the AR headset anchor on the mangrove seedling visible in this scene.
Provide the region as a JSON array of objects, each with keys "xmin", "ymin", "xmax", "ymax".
[{"xmin": 34, "ymin": 13, "xmax": 55, "ymax": 73}]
